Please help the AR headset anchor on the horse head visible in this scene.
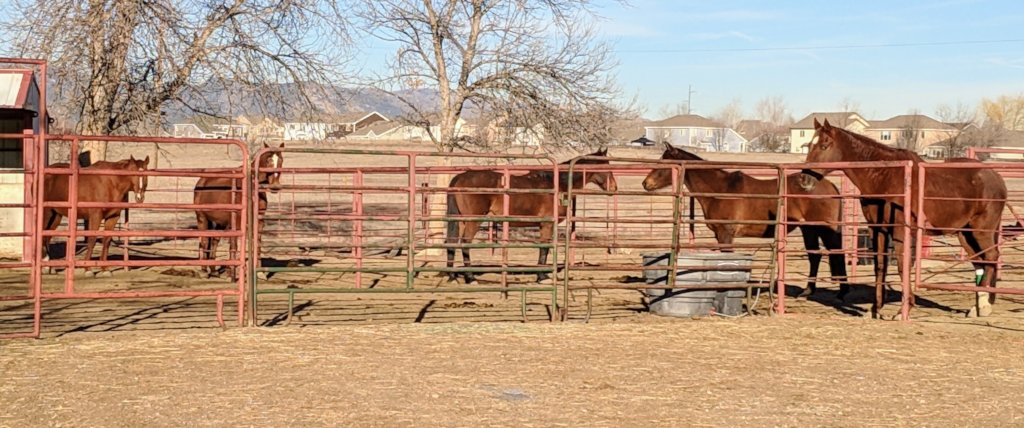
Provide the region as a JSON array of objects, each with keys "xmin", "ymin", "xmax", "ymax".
[
  {"xmin": 127, "ymin": 155, "xmax": 150, "ymax": 203},
  {"xmin": 799, "ymin": 118, "xmax": 842, "ymax": 191},
  {"xmin": 571, "ymin": 147, "xmax": 617, "ymax": 192},
  {"xmin": 258, "ymin": 142, "xmax": 285, "ymax": 193},
  {"xmin": 642, "ymin": 142, "xmax": 703, "ymax": 191}
]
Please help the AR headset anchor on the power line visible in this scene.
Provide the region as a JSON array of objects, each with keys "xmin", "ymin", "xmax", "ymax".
[{"xmin": 615, "ymin": 38, "xmax": 1024, "ymax": 54}]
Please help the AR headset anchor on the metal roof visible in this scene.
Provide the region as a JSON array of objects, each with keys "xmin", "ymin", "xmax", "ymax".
[{"xmin": 0, "ymin": 69, "xmax": 39, "ymax": 111}]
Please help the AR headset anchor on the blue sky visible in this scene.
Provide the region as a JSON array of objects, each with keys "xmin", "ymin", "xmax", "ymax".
[{"xmin": 590, "ymin": 0, "xmax": 1024, "ymax": 120}]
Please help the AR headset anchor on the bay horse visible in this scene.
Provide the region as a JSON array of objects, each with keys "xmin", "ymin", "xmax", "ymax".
[
  {"xmin": 799, "ymin": 118, "xmax": 1006, "ymax": 318},
  {"xmin": 194, "ymin": 142, "xmax": 283, "ymax": 279},
  {"xmin": 41, "ymin": 156, "xmax": 150, "ymax": 276},
  {"xmin": 642, "ymin": 143, "xmax": 849, "ymax": 298},
  {"xmin": 445, "ymin": 149, "xmax": 617, "ymax": 284}
]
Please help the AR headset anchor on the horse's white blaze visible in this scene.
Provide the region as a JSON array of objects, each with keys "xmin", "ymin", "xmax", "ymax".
[{"xmin": 271, "ymin": 154, "xmax": 280, "ymax": 169}]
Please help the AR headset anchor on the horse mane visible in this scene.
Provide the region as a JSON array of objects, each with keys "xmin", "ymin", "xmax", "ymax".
[
  {"xmin": 662, "ymin": 146, "xmax": 704, "ymax": 161},
  {"xmin": 832, "ymin": 127, "xmax": 920, "ymax": 162}
]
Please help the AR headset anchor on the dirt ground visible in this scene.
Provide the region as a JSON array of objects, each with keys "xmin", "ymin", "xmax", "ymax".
[
  {"xmin": 4, "ymin": 142, "xmax": 1024, "ymax": 425},
  {"xmin": 3, "ymin": 317, "xmax": 1024, "ymax": 427}
]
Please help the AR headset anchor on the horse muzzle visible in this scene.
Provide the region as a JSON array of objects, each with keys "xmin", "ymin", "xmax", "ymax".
[{"xmin": 798, "ymin": 169, "xmax": 824, "ymax": 191}]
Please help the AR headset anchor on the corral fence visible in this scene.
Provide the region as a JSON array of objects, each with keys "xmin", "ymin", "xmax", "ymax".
[{"xmin": 6, "ymin": 143, "xmax": 1024, "ymax": 335}]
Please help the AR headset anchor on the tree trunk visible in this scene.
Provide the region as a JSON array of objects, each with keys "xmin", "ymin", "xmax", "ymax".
[{"xmin": 77, "ymin": 113, "xmax": 110, "ymax": 165}]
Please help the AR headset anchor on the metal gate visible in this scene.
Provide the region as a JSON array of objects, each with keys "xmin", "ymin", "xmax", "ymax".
[
  {"xmin": 248, "ymin": 148, "xmax": 562, "ymax": 325},
  {"xmin": 1, "ymin": 133, "xmax": 250, "ymax": 337}
]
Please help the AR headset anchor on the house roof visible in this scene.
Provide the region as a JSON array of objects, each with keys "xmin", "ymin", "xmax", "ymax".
[
  {"xmin": 334, "ymin": 111, "xmax": 387, "ymax": 124},
  {"xmin": 869, "ymin": 114, "xmax": 953, "ymax": 130},
  {"xmin": 646, "ymin": 114, "xmax": 723, "ymax": 128},
  {"xmin": 791, "ymin": 112, "xmax": 867, "ymax": 129},
  {"xmin": 991, "ymin": 130, "xmax": 1024, "ymax": 148},
  {"xmin": 0, "ymin": 69, "xmax": 39, "ymax": 111},
  {"xmin": 349, "ymin": 120, "xmax": 401, "ymax": 137}
]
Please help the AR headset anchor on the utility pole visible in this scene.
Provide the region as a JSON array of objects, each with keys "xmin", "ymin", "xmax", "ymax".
[{"xmin": 686, "ymin": 85, "xmax": 695, "ymax": 114}]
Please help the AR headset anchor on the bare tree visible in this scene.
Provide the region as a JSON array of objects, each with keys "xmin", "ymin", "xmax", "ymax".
[
  {"xmin": 713, "ymin": 98, "xmax": 742, "ymax": 129},
  {"xmin": 834, "ymin": 96, "xmax": 861, "ymax": 127},
  {"xmin": 354, "ymin": 0, "xmax": 623, "ymax": 152},
  {"xmin": 658, "ymin": 102, "xmax": 689, "ymax": 119},
  {"xmin": 981, "ymin": 94, "xmax": 1024, "ymax": 131},
  {"xmin": 895, "ymin": 110, "xmax": 924, "ymax": 153},
  {"xmin": 750, "ymin": 95, "xmax": 791, "ymax": 152},
  {"xmin": 2, "ymin": 0, "xmax": 351, "ymax": 161},
  {"xmin": 935, "ymin": 102, "xmax": 978, "ymax": 158}
]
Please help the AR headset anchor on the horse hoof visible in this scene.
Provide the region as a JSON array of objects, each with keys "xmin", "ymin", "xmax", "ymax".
[
  {"xmin": 256, "ymin": 272, "xmax": 269, "ymax": 281},
  {"xmin": 539, "ymin": 277, "xmax": 555, "ymax": 285},
  {"xmin": 797, "ymin": 288, "xmax": 813, "ymax": 299},
  {"xmin": 968, "ymin": 305, "xmax": 992, "ymax": 318},
  {"xmin": 86, "ymin": 270, "xmax": 97, "ymax": 278},
  {"xmin": 466, "ymin": 280, "xmax": 479, "ymax": 286},
  {"xmin": 96, "ymin": 270, "xmax": 113, "ymax": 278}
]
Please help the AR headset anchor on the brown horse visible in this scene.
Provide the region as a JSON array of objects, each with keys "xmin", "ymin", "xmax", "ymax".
[
  {"xmin": 42, "ymin": 156, "xmax": 150, "ymax": 276},
  {"xmin": 194, "ymin": 142, "xmax": 283, "ymax": 278},
  {"xmin": 445, "ymin": 149, "xmax": 618, "ymax": 284},
  {"xmin": 642, "ymin": 143, "xmax": 849, "ymax": 298},
  {"xmin": 799, "ymin": 118, "xmax": 1006, "ymax": 318}
]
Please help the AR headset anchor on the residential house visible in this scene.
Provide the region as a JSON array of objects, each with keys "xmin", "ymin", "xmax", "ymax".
[
  {"xmin": 285, "ymin": 111, "xmax": 390, "ymax": 141},
  {"xmin": 172, "ymin": 122, "xmax": 219, "ymax": 139},
  {"xmin": 644, "ymin": 114, "xmax": 747, "ymax": 153},
  {"xmin": 347, "ymin": 121, "xmax": 402, "ymax": 140},
  {"xmin": 240, "ymin": 115, "xmax": 284, "ymax": 140},
  {"xmin": 789, "ymin": 112, "xmax": 870, "ymax": 153},
  {"xmin": 866, "ymin": 114, "xmax": 956, "ymax": 158},
  {"xmin": 325, "ymin": 111, "xmax": 388, "ymax": 138},
  {"xmin": 391, "ymin": 114, "xmax": 470, "ymax": 142},
  {"xmin": 984, "ymin": 130, "xmax": 1024, "ymax": 160}
]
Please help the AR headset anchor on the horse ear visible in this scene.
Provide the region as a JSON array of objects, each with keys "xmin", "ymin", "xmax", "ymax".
[
  {"xmin": 129, "ymin": 155, "xmax": 136, "ymax": 161},
  {"xmin": 143, "ymin": 155, "xmax": 150, "ymax": 166},
  {"xmin": 279, "ymin": 142, "xmax": 285, "ymax": 148},
  {"xmin": 813, "ymin": 118, "xmax": 822, "ymax": 130},
  {"xmin": 821, "ymin": 118, "xmax": 832, "ymax": 129},
  {"xmin": 663, "ymin": 142, "xmax": 674, "ymax": 151},
  {"xmin": 598, "ymin": 147, "xmax": 607, "ymax": 156},
  {"xmin": 263, "ymin": 142, "xmax": 270, "ymax": 148}
]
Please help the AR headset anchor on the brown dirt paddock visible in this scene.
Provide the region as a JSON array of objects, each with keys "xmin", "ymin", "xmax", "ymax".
[
  {"xmin": 3, "ymin": 317, "xmax": 1024, "ymax": 426},
  {"xmin": 4, "ymin": 142, "xmax": 1024, "ymax": 425}
]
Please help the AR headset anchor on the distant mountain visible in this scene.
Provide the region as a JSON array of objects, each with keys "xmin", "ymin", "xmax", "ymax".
[{"xmin": 165, "ymin": 82, "xmax": 445, "ymax": 123}]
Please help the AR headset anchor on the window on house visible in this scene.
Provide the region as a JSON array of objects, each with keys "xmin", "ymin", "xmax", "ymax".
[
  {"xmin": 880, "ymin": 131, "xmax": 892, "ymax": 141},
  {"xmin": 706, "ymin": 129, "xmax": 713, "ymax": 137},
  {"xmin": 921, "ymin": 131, "xmax": 926, "ymax": 138},
  {"xmin": 799, "ymin": 130, "xmax": 805, "ymax": 137}
]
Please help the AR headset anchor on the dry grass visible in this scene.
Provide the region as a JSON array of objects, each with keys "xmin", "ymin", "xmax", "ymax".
[{"xmin": 3, "ymin": 317, "xmax": 1024, "ymax": 426}]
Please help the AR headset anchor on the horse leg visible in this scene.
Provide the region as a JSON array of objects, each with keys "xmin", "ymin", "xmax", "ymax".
[
  {"xmin": 83, "ymin": 213, "xmax": 103, "ymax": 277},
  {"xmin": 209, "ymin": 235, "xmax": 222, "ymax": 277},
  {"xmin": 536, "ymin": 222, "xmax": 554, "ymax": 284},
  {"xmin": 96, "ymin": 215, "xmax": 120, "ymax": 277},
  {"xmin": 890, "ymin": 224, "xmax": 912, "ymax": 320},
  {"xmin": 445, "ymin": 220, "xmax": 461, "ymax": 283},
  {"xmin": 196, "ymin": 213, "xmax": 211, "ymax": 277},
  {"xmin": 799, "ymin": 226, "xmax": 821, "ymax": 298},
  {"xmin": 821, "ymin": 226, "xmax": 851, "ymax": 301},
  {"xmin": 960, "ymin": 228, "xmax": 999, "ymax": 317},
  {"xmin": 41, "ymin": 210, "xmax": 62, "ymax": 275},
  {"xmin": 460, "ymin": 221, "xmax": 481, "ymax": 284},
  {"xmin": 870, "ymin": 226, "xmax": 891, "ymax": 319}
]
